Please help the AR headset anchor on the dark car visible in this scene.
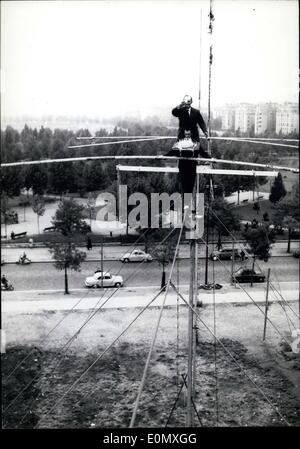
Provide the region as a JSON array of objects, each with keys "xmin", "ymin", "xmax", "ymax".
[
  {"xmin": 232, "ymin": 268, "xmax": 266, "ymax": 283},
  {"xmin": 210, "ymin": 248, "xmax": 247, "ymax": 261}
]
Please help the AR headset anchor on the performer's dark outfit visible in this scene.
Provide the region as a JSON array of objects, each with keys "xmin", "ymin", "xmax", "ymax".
[{"xmin": 168, "ymin": 104, "xmax": 211, "ymax": 193}]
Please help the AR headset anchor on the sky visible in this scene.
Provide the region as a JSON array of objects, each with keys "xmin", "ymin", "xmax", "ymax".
[{"xmin": 1, "ymin": 0, "xmax": 298, "ymax": 119}]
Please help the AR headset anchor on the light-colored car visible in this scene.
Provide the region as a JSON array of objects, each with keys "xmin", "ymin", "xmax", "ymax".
[
  {"xmin": 120, "ymin": 250, "xmax": 153, "ymax": 263},
  {"xmin": 85, "ymin": 271, "xmax": 123, "ymax": 288},
  {"xmin": 210, "ymin": 248, "xmax": 248, "ymax": 261}
]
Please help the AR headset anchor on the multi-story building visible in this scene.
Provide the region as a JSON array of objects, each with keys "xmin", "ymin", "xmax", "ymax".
[
  {"xmin": 275, "ymin": 103, "xmax": 299, "ymax": 135},
  {"xmin": 217, "ymin": 104, "xmax": 236, "ymax": 131},
  {"xmin": 234, "ymin": 103, "xmax": 256, "ymax": 133},
  {"xmin": 254, "ymin": 103, "xmax": 277, "ymax": 135}
]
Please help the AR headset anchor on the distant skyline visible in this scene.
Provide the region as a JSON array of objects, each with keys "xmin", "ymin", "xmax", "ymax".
[{"xmin": 1, "ymin": 0, "xmax": 298, "ymax": 121}]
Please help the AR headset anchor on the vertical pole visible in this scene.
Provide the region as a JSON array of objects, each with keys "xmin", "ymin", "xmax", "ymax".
[
  {"xmin": 231, "ymin": 239, "xmax": 235, "ymax": 286},
  {"xmin": 251, "ymin": 256, "xmax": 255, "ymax": 287},
  {"xmin": 101, "ymin": 235, "xmax": 104, "ymax": 289},
  {"xmin": 204, "ymin": 205, "xmax": 209, "ymax": 285},
  {"xmin": 192, "ymin": 162, "xmax": 200, "ymax": 407},
  {"xmin": 186, "ymin": 185, "xmax": 196, "ymax": 427},
  {"xmin": 198, "ymin": 8, "xmax": 202, "ymax": 110},
  {"xmin": 263, "ymin": 268, "xmax": 271, "ymax": 340},
  {"xmin": 117, "ymin": 168, "xmax": 120, "ymax": 222}
]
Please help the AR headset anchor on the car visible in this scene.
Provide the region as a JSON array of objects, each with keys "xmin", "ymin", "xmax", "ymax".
[
  {"xmin": 232, "ymin": 268, "xmax": 266, "ymax": 283},
  {"xmin": 85, "ymin": 271, "xmax": 123, "ymax": 288},
  {"xmin": 292, "ymin": 250, "xmax": 300, "ymax": 258},
  {"xmin": 210, "ymin": 248, "xmax": 248, "ymax": 261},
  {"xmin": 120, "ymin": 249, "xmax": 153, "ymax": 263}
]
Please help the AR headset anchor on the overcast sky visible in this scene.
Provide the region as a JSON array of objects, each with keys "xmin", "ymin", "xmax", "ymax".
[{"xmin": 1, "ymin": 0, "xmax": 298, "ymax": 119}]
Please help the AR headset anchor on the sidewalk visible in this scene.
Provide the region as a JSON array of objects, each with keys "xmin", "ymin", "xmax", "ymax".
[
  {"xmin": 2, "ymin": 282, "xmax": 299, "ymax": 313},
  {"xmin": 1, "ymin": 240, "xmax": 299, "ymax": 264}
]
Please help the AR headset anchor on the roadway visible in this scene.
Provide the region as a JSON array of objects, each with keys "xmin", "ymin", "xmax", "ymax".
[{"xmin": 2, "ymin": 257, "xmax": 299, "ymax": 292}]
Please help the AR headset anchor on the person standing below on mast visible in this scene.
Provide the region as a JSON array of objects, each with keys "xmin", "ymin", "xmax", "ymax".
[{"xmin": 168, "ymin": 95, "xmax": 211, "ymax": 193}]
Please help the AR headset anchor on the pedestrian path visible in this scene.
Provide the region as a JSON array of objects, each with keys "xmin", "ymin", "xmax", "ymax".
[{"xmin": 2, "ymin": 282, "xmax": 299, "ymax": 313}]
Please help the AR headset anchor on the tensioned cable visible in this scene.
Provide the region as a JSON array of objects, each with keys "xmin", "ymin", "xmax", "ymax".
[
  {"xmin": 209, "ymin": 137, "xmax": 297, "ymax": 149},
  {"xmin": 33, "ymin": 221, "xmax": 184, "ymax": 428},
  {"xmin": 2, "ymin": 155, "xmax": 297, "ymax": 173},
  {"xmin": 208, "ymin": 205, "xmax": 300, "ymax": 322},
  {"xmin": 250, "ymin": 206, "xmax": 299, "ymax": 330},
  {"xmin": 34, "ymin": 285, "xmax": 168, "ymax": 428},
  {"xmin": 197, "ymin": 233, "xmax": 292, "ymax": 346},
  {"xmin": 171, "ymin": 285, "xmax": 290, "ymax": 426},
  {"xmin": 270, "ymin": 269, "xmax": 295, "ymax": 333},
  {"xmin": 212, "ymin": 230, "xmax": 219, "ymax": 425},
  {"xmin": 207, "ymin": 0, "xmax": 219, "ymax": 424},
  {"xmin": 4, "ymin": 290, "xmax": 92, "ymax": 380},
  {"xmin": 16, "ymin": 231, "xmax": 179, "ymax": 426},
  {"xmin": 5, "ymin": 225, "xmax": 179, "ymax": 416},
  {"xmin": 207, "ymin": 201, "xmax": 299, "ymax": 319},
  {"xmin": 68, "ymin": 137, "xmax": 170, "ymax": 149},
  {"xmin": 5, "ymin": 225, "xmax": 154, "ymax": 381},
  {"xmin": 129, "ymin": 210, "xmax": 187, "ymax": 428},
  {"xmin": 75, "ymin": 136, "xmax": 298, "ymax": 142},
  {"xmin": 76, "ymin": 136, "xmax": 176, "ymax": 140},
  {"xmin": 13, "ymin": 228, "xmax": 162, "ymax": 425}
]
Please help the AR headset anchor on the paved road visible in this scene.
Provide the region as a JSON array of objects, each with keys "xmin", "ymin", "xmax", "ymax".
[
  {"xmin": 1, "ymin": 240, "xmax": 299, "ymax": 264},
  {"xmin": 2, "ymin": 257, "xmax": 299, "ymax": 292}
]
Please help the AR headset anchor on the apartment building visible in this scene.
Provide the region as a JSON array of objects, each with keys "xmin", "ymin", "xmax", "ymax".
[
  {"xmin": 216, "ymin": 104, "xmax": 236, "ymax": 131},
  {"xmin": 275, "ymin": 103, "xmax": 299, "ymax": 135},
  {"xmin": 255, "ymin": 103, "xmax": 277, "ymax": 135},
  {"xmin": 234, "ymin": 104, "xmax": 256, "ymax": 133}
]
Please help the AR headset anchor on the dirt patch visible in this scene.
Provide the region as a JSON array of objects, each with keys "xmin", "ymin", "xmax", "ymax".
[
  {"xmin": 2, "ymin": 339, "xmax": 300, "ymax": 428},
  {"xmin": 2, "ymin": 303, "xmax": 300, "ymax": 428}
]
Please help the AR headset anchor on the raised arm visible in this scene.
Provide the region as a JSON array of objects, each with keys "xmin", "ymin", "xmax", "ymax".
[{"xmin": 172, "ymin": 102, "xmax": 186, "ymax": 117}]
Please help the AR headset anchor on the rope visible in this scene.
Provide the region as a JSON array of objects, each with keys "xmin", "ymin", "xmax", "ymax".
[
  {"xmin": 129, "ymin": 211, "xmax": 187, "ymax": 427},
  {"xmin": 4, "ymin": 226, "xmax": 154, "ymax": 381},
  {"xmin": 176, "ymin": 257, "xmax": 180, "ymax": 400},
  {"xmin": 5, "ymin": 225, "xmax": 178, "ymax": 417},
  {"xmin": 208, "ymin": 206, "xmax": 300, "ymax": 323},
  {"xmin": 35, "ymin": 286, "xmax": 168, "ymax": 428},
  {"xmin": 69, "ymin": 137, "xmax": 171, "ymax": 149},
  {"xmin": 165, "ymin": 374, "xmax": 203, "ymax": 427},
  {"xmin": 209, "ymin": 137, "xmax": 298, "ymax": 149},
  {"xmin": 212, "ymin": 230, "xmax": 219, "ymax": 425},
  {"xmin": 197, "ymin": 233, "xmax": 292, "ymax": 347},
  {"xmin": 76, "ymin": 136, "xmax": 299, "ymax": 142},
  {"xmin": 171, "ymin": 285, "xmax": 290, "ymax": 426}
]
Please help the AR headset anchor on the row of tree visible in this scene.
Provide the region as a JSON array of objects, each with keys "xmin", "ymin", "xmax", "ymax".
[{"xmin": 3, "ymin": 121, "xmax": 297, "ymax": 201}]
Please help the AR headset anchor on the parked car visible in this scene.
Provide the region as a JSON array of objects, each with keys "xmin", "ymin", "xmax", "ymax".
[
  {"xmin": 120, "ymin": 249, "xmax": 153, "ymax": 263},
  {"xmin": 232, "ymin": 268, "xmax": 266, "ymax": 284},
  {"xmin": 210, "ymin": 248, "xmax": 248, "ymax": 261},
  {"xmin": 292, "ymin": 250, "xmax": 300, "ymax": 258},
  {"xmin": 85, "ymin": 271, "xmax": 123, "ymax": 288}
]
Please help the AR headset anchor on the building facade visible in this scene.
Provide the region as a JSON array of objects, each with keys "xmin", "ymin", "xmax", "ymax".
[
  {"xmin": 218, "ymin": 104, "xmax": 236, "ymax": 131},
  {"xmin": 255, "ymin": 103, "xmax": 277, "ymax": 135},
  {"xmin": 275, "ymin": 103, "xmax": 299, "ymax": 135},
  {"xmin": 234, "ymin": 104, "xmax": 256, "ymax": 133},
  {"xmin": 212, "ymin": 102, "xmax": 298, "ymax": 135}
]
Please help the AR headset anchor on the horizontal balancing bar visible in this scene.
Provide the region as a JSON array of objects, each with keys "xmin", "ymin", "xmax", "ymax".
[
  {"xmin": 75, "ymin": 136, "xmax": 177, "ymax": 140},
  {"xmin": 70, "ymin": 136, "xmax": 298, "ymax": 149},
  {"xmin": 1, "ymin": 155, "xmax": 298, "ymax": 173},
  {"xmin": 76, "ymin": 136, "xmax": 299, "ymax": 142},
  {"xmin": 69, "ymin": 137, "xmax": 170, "ymax": 148},
  {"xmin": 209, "ymin": 137, "xmax": 298, "ymax": 149},
  {"xmin": 116, "ymin": 164, "xmax": 278, "ymax": 177}
]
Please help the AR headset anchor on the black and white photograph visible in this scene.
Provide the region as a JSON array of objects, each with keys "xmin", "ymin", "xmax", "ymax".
[{"xmin": 1, "ymin": 0, "xmax": 299, "ymax": 436}]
